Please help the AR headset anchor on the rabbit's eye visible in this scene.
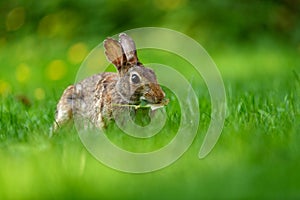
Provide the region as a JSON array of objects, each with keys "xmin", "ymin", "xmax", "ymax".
[{"xmin": 131, "ymin": 74, "xmax": 140, "ymax": 84}]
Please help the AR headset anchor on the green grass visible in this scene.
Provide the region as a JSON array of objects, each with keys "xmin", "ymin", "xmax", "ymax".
[{"xmin": 0, "ymin": 37, "xmax": 300, "ymax": 199}]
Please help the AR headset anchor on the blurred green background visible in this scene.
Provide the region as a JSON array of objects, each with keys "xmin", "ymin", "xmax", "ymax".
[
  {"xmin": 0, "ymin": 0, "xmax": 299, "ymax": 97},
  {"xmin": 0, "ymin": 0, "xmax": 300, "ymax": 199}
]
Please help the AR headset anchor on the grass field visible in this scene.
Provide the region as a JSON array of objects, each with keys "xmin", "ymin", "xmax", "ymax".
[{"xmin": 0, "ymin": 36, "xmax": 300, "ymax": 199}]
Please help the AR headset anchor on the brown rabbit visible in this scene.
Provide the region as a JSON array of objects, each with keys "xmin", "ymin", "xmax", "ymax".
[{"xmin": 52, "ymin": 33, "xmax": 167, "ymax": 132}]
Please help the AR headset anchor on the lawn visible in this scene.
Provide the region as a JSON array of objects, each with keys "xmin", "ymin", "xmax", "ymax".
[{"xmin": 0, "ymin": 31, "xmax": 299, "ymax": 199}]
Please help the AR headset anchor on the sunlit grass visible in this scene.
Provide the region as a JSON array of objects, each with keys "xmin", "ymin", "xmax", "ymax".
[{"xmin": 0, "ymin": 66, "xmax": 299, "ymax": 199}]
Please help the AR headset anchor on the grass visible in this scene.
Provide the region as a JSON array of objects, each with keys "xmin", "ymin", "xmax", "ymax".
[{"xmin": 0, "ymin": 37, "xmax": 300, "ymax": 199}]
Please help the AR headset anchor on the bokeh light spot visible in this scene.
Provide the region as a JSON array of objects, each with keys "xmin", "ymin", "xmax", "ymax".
[
  {"xmin": 16, "ymin": 63, "xmax": 30, "ymax": 83},
  {"xmin": 6, "ymin": 7, "xmax": 26, "ymax": 31},
  {"xmin": 0, "ymin": 80, "xmax": 11, "ymax": 96},
  {"xmin": 34, "ymin": 88, "xmax": 45, "ymax": 100},
  {"xmin": 85, "ymin": 48, "xmax": 107, "ymax": 73},
  {"xmin": 46, "ymin": 60, "xmax": 67, "ymax": 80},
  {"xmin": 68, "ymin": 42, "xmax": 88, "ymax": 64},
  {"xmin": 37, "ymin": 11, "xmax": 79, "ymax": 38},
  {"xmin": 38, "ymin": 14, "xmax": 60, "ymax": 38}
]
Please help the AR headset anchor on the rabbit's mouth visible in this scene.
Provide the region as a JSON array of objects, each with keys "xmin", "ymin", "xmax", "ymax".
[
  {"xmin": 140, "ymin": 96, "xmax": 163, "ymax": 104},
  {"xmin": 140, "ymin": 96, "xmax": 154, "ymax": 104},
  {"xmin": 128, "ymin": 83, "xmax": 168, "ymax": 108},
  {"xmin": 139, "ymin": 96, "xmax": 169, "ymax": 111},
  {"xmin": 139, "ymin": 83, "xmax": 166, "ymax": 104}
]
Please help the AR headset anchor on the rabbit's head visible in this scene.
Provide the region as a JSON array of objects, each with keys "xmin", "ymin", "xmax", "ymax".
[{"xmin": 104, "ymin": 33, "xmax": 165, "ymax": 105}]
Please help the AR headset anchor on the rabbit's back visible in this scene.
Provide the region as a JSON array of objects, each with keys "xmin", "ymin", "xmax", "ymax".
[
  {"xmin": 54, "ymin": 72, "xmax": 118, "ymax": 130},
  {"xmin": 74, "ymin": 72, "xmax": 118, "ymax": 126}
]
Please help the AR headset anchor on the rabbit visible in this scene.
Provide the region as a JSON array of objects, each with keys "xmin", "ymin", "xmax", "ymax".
[{"xmin": 52, "ymin": 33, "xmax": 168, "ymax": 132}]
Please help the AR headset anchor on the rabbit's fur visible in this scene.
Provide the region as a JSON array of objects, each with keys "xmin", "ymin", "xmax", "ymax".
[{"xmin": 53, "ymin": 33, "xmax": 166, "ymax": 131}]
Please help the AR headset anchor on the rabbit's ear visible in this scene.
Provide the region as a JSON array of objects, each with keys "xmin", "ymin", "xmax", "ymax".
[
  {"xmin": 104, "ymin": 38, "xmax": 125, "ymax": 71},
  {"xmin": 119, "ymin": 33, "xmax": 139, "ymax": 65}
]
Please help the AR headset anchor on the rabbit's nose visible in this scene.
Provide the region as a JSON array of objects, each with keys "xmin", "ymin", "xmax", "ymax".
[{"xmin": 145, "ymin": 83, "xmax": 165, "ymax": 103}]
